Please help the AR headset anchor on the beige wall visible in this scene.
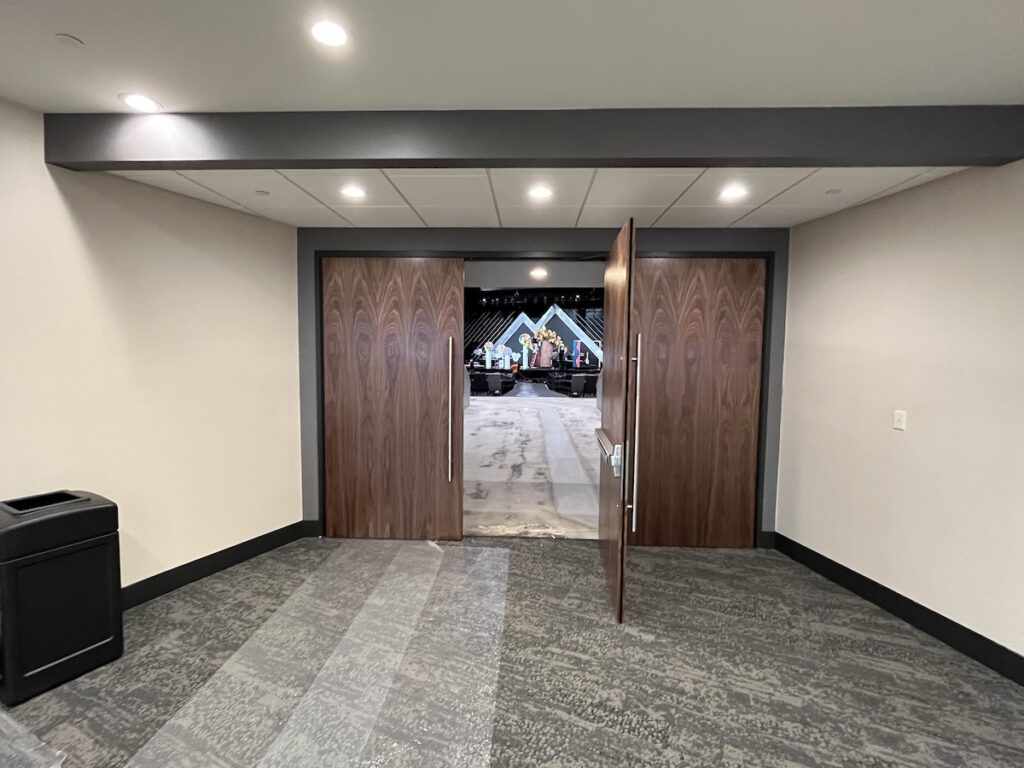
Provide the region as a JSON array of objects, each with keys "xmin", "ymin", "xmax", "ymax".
[
  {"xmin": 0, "ymin": 98, "xmax": 302, "ymax": 586},
  {"xmin": 778, "ymin": 161, "xmax": 1024, "ymax": 654}
]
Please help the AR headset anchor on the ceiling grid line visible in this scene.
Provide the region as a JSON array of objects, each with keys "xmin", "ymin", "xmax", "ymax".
[
  {"xmin": 574, "ymin": 169, "xmax": 599, "ymax": 228},
  {"xmin": 273, "ymin": 170, "xmax": 355, "ymax": 226},
  {"xmin": 380, "ymin": 170, "xmax": 429, "ymax": 227},
  {"xmin": 485, "ymin": 169, "xmax": 504, "ymax": 228},
  {"xmin": 649, "ymin": 169, "xmax": 708, "ymax": 227},
  {"xmin": 107, "ymin": 166, "xmax": 968, "ymax": 229},
  {"xmin": 727, "ymin": 168, "xmax": 821, "ymax": 227},
  {"xmin": 171, "ymin": 171, "xmax": 262, "ymax": 216},
  {"xmin": 857, "ymin": 168, "xmax": 934, "ymax": 205}
]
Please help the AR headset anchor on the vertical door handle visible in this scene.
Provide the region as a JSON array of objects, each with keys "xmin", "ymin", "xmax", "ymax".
[
  {"xmin": 630, "ymin": 333, "xmax": 642, "ymax": 533},
  {"xmin": 448, "ymin": 336, "xmax": 454, "ymax": 483}
]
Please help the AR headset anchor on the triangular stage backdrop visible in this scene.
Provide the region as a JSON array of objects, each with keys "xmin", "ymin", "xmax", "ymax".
[{"xmin": 493, "ymin": 304, "xmax": 603, "ymax": 362}]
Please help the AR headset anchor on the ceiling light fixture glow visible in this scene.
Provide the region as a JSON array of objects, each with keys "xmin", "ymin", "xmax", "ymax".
[
  {"xmin": 718, "ymin": 182, "xmax": 749, "ymax": 203},
  {"xmin": 118, "ymin": 93, "xmax": 163, "ymax": 113},
  {"xmin": 530, "ymin": 267, "xmax": 549, "ymax": 280},
  {"xmin": 311, "ymin": 20, "xmax": 349, "ymax": 46},
  {"xmin": 528, "ymin": 184, "xmax": 553, "ymax": 201},
  {"xmin": 340, "ymin": 184, "xmax": 366, "ymax": 200}
]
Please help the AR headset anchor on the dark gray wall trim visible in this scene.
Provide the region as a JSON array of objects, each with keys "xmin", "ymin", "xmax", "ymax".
[
  {"xmin": 121, "ymin": 520, "xmax": 319, "ymax": 609},
  {"xmin": 775, "ymin": 534, "xmax": 1023, "ymax": 687},
  {"xmin": 45, "ymin": 106, "xmax": 1024, "ymax": 171},
  {"xmin": 297, "ymin": 228, "xmax": 788, "ymax": 535}
]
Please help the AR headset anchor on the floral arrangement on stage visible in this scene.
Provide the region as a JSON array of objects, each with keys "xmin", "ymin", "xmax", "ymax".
[
  {"xmin": 519, "ymin": 332, "xmax": 535, "ymax": 350},
  {"xmin": 535, "ymin": 325, "xmax": 568, "ymax": 352}
]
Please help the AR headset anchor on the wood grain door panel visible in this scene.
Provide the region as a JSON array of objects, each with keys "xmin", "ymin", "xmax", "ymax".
[
  {"xmin": 323, "ymin": 257, "xmax": 463, "ymax": 540},
  {"xmin": 598, "ymin": 220, "xmax": 636, "ymax": 622},
  {"xmin": 630, "ymin": 257, "xmax": 765, "ymax": 548}
]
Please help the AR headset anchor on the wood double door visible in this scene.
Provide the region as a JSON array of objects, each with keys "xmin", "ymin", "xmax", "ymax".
[
  {"xmin": 597, "ymin": 222, "xmax": 767, "ymax": 622},
  {"xmin": 322, "ymin": 257, "xmax": 463, "ymax": 540},
  {"xmin": 320, "ymin": 243, "xmax": 766, "ymax": 624}
]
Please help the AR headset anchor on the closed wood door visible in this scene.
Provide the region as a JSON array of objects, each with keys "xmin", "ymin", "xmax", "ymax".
[
  {"xmin": 322, "ymin": 257, "xmax": 463, "ymax": 540},
  {"xmin": 629, "ymin": 257, "xmax": 766, "ymax": 548},
  {"xmin": 597, "ymin": 220, "xmax": 637, "ymax": 622}
]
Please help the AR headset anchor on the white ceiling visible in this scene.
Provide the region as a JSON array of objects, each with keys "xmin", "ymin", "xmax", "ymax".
[
  {"xmin": 1, "ymin": 2, "xmax": 1023, "ymax": 112},
  {"xmin": 107, "ymin": 166, "xmax": 967, "ymax": 228}
]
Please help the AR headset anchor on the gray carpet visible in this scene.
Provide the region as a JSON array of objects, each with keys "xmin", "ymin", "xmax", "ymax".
[{"xmin": 5, "ymin": 537, "xmax": 1023, "ymax": 767}]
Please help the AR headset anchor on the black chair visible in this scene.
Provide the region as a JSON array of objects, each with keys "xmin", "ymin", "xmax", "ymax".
[
  {"xmin": 570, "ymin": 375, "xmax": 587, "ymax": 397},
  {"xmin": 470, "ymin": 372, "xmax": 490, "ymax": 394},
  {"xmin": 545, "ymin": 372, "xmax": 572, "ymax": 396},
  {"xmin": 483, "ymin": 372, "xmax": 516, "ymax": 396}
]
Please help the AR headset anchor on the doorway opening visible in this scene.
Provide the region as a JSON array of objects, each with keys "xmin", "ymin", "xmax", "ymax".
[{"xmin": 462, "ymin": 261, "xmax": 604, "ymax": 539}]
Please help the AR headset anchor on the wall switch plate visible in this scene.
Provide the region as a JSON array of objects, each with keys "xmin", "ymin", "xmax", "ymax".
[{"xmin": 893, "ymin": 410, "xmax": 907, "ymax": 431}]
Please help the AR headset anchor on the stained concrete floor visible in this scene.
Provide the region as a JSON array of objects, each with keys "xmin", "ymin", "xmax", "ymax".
[{"xmin": 463, "ymin": 392, "xmax": 600, "ymax": 539}]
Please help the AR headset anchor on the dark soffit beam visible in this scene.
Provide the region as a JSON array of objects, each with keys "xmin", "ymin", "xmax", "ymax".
[{"xmin": 44, "ymin": 106, "xmax": 1024, "ymax": 171}]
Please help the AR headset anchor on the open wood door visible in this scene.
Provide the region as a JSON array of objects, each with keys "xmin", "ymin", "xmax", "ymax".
[{"xmin": 596, "ymin": 220, "xmax": 637, "ymax": 622}]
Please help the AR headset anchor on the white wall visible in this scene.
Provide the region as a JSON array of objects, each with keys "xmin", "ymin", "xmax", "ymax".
[
  {"xmin": 0, "ymin": 98, "xmax": 302, "ymax": 586},
  {"xmin": 778, "ymin": 161, "xmax": 1024, "ymax": 654}
]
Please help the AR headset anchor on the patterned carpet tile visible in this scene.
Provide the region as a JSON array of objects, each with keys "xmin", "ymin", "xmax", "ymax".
[{"xmin": 4, "ymin": 537, "xmax": 1023, "ymax": 767}]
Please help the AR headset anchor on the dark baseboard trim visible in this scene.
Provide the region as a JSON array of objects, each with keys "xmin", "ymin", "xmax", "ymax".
[
  {"xmin": 122, "ymin": 520, "xmax": 321, "ymax": 609},
  {"xmin": 756, "ymin": 531, "xmax": 777, "ymax": 549},
  {"xmin": 775, "ymin": 534, "xmax": 1023, "ymax": 687}
]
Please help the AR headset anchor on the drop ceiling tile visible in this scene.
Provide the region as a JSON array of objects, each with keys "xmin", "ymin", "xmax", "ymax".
[
  {"xmin": 859, "ymin": 167, "xmax": 969, "ymax": 203},
  {"xmin": 179, "ymin": 170, "xmax": 320, "ymax": 210},
  {"xmin": 499, "ymin": 206, "xmax": 582, "ymax": 228},
  {"xmin": 278, "ymin": 169, "xmax": 404, "ymax": 207},
  {"xmin": 385, "ymin": 169, "xmax": 492, "ymax": 207},
  {"xmin": 259, "ymin": 207, "xmax": 351, "ymax": 227},
  {"xmin": 416, "ymin": 206, "xmax": 499, "ymax": 227},
  {"xmin": 730, "ymin": 206, "xmax": 837, "ymax": 228},
  {"xmin": 675, "ymin": 168, "xmax": 815, "ymax": 207},
  {"xmin": 110, "ymin": 171, "xmax": 247, "ymax": 210},
  {"xmin": 769, "ymin": 167, "xmax": 929, "ymax": 208},
  {"xmin": 922, "ymin": 166, "xmax": 968, "ymax": 179},
  {"xmin": 655, "ymin": 206, "xmax": 754, "ymax": 228},
  {"xmin": 331, "ymin": 205, "xmax": 424, "ymax": 227},
  {"xmin": 577, "ymin": 206, "xmax": 666, "ymax": 228},
  {"xmin": 489, "ymin": 169, "xmax": 594, "ymax": 208},
  {"xmin": 585, "ymin": 168, "xmax": 704, "ymax": 207}
]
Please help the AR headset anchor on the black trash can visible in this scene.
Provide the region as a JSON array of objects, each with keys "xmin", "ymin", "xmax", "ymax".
[{"xmin": 0, "ymin": 490, "xmax": 123, "ymax": 706}]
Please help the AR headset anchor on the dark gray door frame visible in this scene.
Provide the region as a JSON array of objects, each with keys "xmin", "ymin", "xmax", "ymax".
[
  {"xmin": 299, "ymin": 228, "xmax": 787, "ymax": 547},
  {"xmin": 45, "ymin": 106, "xmax": 1024, "ymax": 170}
]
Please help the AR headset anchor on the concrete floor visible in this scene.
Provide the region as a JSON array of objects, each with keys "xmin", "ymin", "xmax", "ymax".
[{"xmin": 463, "ymin": 391, "xmax": 600, "ymax": 538}]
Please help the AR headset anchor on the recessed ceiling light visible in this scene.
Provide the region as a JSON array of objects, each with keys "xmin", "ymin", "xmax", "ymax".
[
  {"xmin": 118, "ymin": 93, "xmax": 162, "ymax": 113},
  {"xmin": 311, "ymin": 20, "xmax": 349, "ymax": 47},
  {"xmin": 54, "ymin": 33, "xmax": 85, "ymax": 48},
  {"xmin": 340, "ymin": 184, "xmax": 366, "ymax": 200},
  {"xmin": 254, "ymin": 190, "xmax": 271, "ymax": 197},
  {"xmin": 528, "ymin": 184, "xmax": 553, "ymax": 201},
  {"xmin": 530, "ymin": 267, "xmax": 549, "ymax": 280},
  {"xmin": 718, "ymin": 183, "xmax": 749, "ymax": 203}
]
